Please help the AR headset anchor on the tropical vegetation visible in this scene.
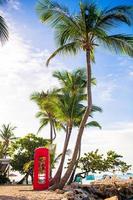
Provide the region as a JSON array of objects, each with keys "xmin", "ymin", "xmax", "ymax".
[
  {"xmin": 36, "ymin": 0, "xmax": 133, "ymax": 189},
  {"xmin": 9, "ymin": 133, "xmax": 71, "ymax": 183},
  {"xmin": 9, "ymin": 133, "xmax": 50, "ymax": 184},
  {"xmin": 31, "ymin": 68, "xmax": 102, "ymax": 186},
  {"xmin": 0, "ymin": 0, "xmax": 133, "ymax": 190},
  {"xmin": 78, "ymin": 150, "xmax": 131, "ymax": 176},
  {"xmin": 0, "ymin": 124, "xmax": 16, "ymax": 158}
]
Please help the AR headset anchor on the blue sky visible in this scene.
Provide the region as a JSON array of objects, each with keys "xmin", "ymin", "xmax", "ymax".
[
  {"xmin": 9, "ymin": 0, "xmax": 133, "ymax": 125},
  {"xmin": 0, "ymin": 0, "xmax": 133, "ymax": 166}
]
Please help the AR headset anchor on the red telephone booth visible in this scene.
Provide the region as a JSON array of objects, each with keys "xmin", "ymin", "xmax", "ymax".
[{"xmin": 33, "ymin": 147, "xmax": 50, "ymax": 190}]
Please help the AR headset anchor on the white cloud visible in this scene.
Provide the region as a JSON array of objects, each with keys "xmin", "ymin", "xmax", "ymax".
[
  {"xmin": 108, "ymin": 121, "xmax": 133, "ymax": 130},
  {"xmin": 81, "ymin": 122, "xmax": 133, "ymax": 168},
  {"xmin": 52, "ymin": 121, "xmax": 133, "ymax": 171},
  {"xmin": 10, "ymin": 0, "xmax": 20, "ymax": 10},
  {"xmin": 117, "ymin": 56, "xmax": 133, "ymax": 67},
  {"xmin": 4, "ymin": 0, "xmax": 21, "ymax": 10},
  {"xmin": 0, "ymin": 20, "xmax": 66, "ymax": 135},
  {"xmin": 129, "ymin": 71, "xmax": 133, "ymax": 77},
  {"xmin": 93, "ymin": 80, "xmax": 117, "ymax": 102}
]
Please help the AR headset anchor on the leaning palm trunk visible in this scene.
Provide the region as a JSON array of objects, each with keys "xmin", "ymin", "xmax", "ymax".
[
  {"xmin": 67, "ymin": 140, "xmax": 81, "ymax": 184},
  {"xmin": 51, "ymin": 49, "xmax": 92, "ymax": 189},
  {"xmin": 50, "ymin": 120, "xmax": 56, "ymax": 177},
  {"xmin": 50, "ymin": 120, "xmax": 57, "ymax": 144},
  {"xmin": 59, "ymin": 108, "xmax": 90, "ymax": 188},
  {"xmin": 50, "ymin": 124, "xmax": 72, "ymax": 188},
  {"xmin": 50, "ymin": 121, "xmax": 53, "ymax": 145},
  {"xmin": 3, "ymin": 143, "xmax": 9, "ymax": 158}
]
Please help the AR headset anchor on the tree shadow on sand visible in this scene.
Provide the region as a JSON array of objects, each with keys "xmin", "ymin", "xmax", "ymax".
[{"xmin": 0, "ymin": 196, "xmax": 28, "ymax": 200}]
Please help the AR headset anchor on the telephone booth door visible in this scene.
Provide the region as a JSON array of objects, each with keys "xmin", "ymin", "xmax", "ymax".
[{"xmin": 33, "ymin": 147, "xmax": 50, "ymax": 190}]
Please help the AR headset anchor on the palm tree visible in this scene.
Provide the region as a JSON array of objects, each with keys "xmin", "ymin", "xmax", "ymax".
[
  {"xmin": 36, "ymin": 0, "xmax": 133, "ymax": 188},
  {"xmin": 0, "ymin": 124, "xmax": 16, "ymax": 157},
  {"xmin": 31, "ymin": 90, "xmax": 61, "ymax": 144},
  {"xmin": 31, "ymin": 68, "xmax": 101, "ymax": 187},
  {"xmin": 0, "ymin": 1, "xmax": 9, "ymax": 45},
  {"xmin": 51, "ymin": 91, "xmax": 86, "ymax": 185},
  {"xmin": 31, "ymin": 68, "xmax": 88, "ymax": 184},
  {"xmin": 49, "ymin": 69, "xmax": 102, "ymax": 188}
]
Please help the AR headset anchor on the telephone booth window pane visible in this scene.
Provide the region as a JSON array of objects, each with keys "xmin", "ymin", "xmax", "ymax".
[{"xmin": 38, "ymin": 157, "xmax": 46, "ymax": 184}]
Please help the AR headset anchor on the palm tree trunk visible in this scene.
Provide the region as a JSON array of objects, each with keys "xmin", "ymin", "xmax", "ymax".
[
  {"xmin": 58, "ymin": 48, "xmax": 92, "ymax": 189},
  {"xmin": 67, "ymin": 140, "xmax": 81, "ymax": 184},
  {"xmin": 3, "ymin": 145, "xmax": 8, "ymax": 158},
  {"xmin": 50, "ymin": 121, "xmax": 53, "ymax": 144},
  {"xmin": 58, "ymin": 108, "xmax": 90, "ymax": 188},
  {"xmin": 49, "ymin": 121, "xmax": 53, "ymax": 178},
  {"xmin": 52, "ymin": 123, "xmax": 56, "ymax": 140},
  {"xmin": 30, "ymin": 173, "xmax": 33, "ymax": 184},
  {"xmin": 26, "ymin": 174, "xmax": 29, "ymax": 184},
  {"xmin": 50, "ymin": 124, "xmax": 72, "ymax": 189}
]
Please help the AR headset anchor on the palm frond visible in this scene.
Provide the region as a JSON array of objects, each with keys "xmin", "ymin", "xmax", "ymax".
[
  {"xmin": 0, "ymin": 16, "xmax": 8, "ymax": 45},
  {"xmin": 91, "ymin": 105, "xmax": 102, "ymax": 113},
  {"xmin": 85, "ymin": 121, "xmax": 102, "ymax": 129},
  {"xmin": 37, "ymin": 121, "xmax": 48, "ymax": 134},
  {"xmin": 97, "ymin": 5, "xmax": 133, "ymax": 29},
  {"xmin": 97, "ymin": 12, "xmax": 133, "ymax": 30},
  {"xmin": 91, "ymin": 77, "xmax": 97, "ymax": 85},
  {"xmin": 98, "ymin": 34, "xmax": 133, "ymax": 57},
  {"xmin": 55, "ymin": 20, "xmax": 81, "ymax": 46},
  {"xmin": 30, "ymin": 92, "xmax": 43, "ymax": 102},
  {"xmin": 105, "ymin": 5, "xmax": 133, "ymax": 15},
  {"xmin": 53, "ymin": 70, "xmax": 67, "ymax": 85},
  {"xmin": 54, "ymin": 149, "xmax": 71, "ymax": 164},
  {"xmin": 46, "ymin": 41, "xmax": 81, "ymax": 65},
  {"xmin": 36, "ymin": 0, "xmax": 77, "ymax": 29}
]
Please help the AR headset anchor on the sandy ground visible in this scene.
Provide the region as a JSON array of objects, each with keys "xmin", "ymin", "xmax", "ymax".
[{"xmin": 0, "ymin": 185, "xmax": 65, "ymax": 200}]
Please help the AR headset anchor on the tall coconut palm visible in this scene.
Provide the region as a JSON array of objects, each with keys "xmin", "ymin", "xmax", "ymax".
[
  {"xmin": 0, "ymin": 124, "xmax": 16, "ymax": 157},
  {"xmin": 36, "ymin": 0, "xmax": 133, "ymax": 188},
  {"xmin": 0, "ymin": 1, "xmax": 9, "ymax": 44}
]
